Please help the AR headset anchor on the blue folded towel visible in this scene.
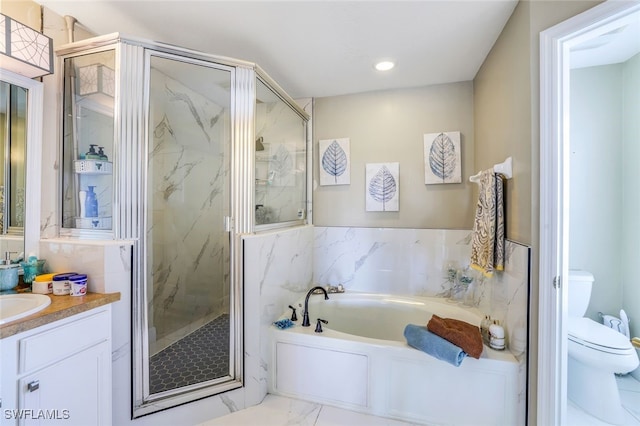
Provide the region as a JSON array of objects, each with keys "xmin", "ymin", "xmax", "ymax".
[
  {"xmin": 273, "ymin": 318, "xmax": 294, "ymax": 329},
  {"xmin": 404, "ymin": 324, "xmax": 467, "ymax": 367}
]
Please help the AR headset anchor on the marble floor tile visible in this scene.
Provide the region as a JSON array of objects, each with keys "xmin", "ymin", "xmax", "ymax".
[
  {"xmin": 199, "ymin": 394, "xmax": 420, "ymax": 426},
  {"xmin": 315, "ymin": 405, "xmax": 419, "ymax": 426},
  {"xmin": 199, "ymin": 395, "xmax": 321, "ymax": 426},
  {"xmin": 567, "ymin": 375, "xmax": 640, "ymax": 426}
]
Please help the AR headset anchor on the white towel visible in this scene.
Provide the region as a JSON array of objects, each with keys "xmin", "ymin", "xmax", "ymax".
[{"xmin": 470, "ymin": 170, "xmax": 504, "ymax": 277}]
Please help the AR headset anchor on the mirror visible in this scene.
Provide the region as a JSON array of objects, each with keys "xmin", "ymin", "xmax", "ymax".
[
  {"xmin": 0, "ymin": 81, "xmax": 27, "ymax": 236},
  {"xmin": 0, "ymin": 70, "xmax": 44, "ymax": 260}
]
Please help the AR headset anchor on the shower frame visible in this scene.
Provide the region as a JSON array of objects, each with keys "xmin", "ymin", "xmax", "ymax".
[{"xmin": 55, "ymin": 33, "xmax": 309, "ymax": 417}]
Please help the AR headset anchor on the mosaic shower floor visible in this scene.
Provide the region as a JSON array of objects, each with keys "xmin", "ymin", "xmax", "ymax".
[{"xmin": 149, "ymin": 314, "xmax": 229, "ymax": 394}]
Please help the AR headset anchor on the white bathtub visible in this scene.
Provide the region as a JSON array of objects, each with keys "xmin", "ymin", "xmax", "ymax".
[{"xmin": 269, "ymin": 293, "xmax": 522, "ymax": 426}]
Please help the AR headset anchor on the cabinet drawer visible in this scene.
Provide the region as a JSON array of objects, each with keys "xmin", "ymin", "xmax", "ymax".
[{"xmin": 19, "ymin": 309, "xmax": 110, "ymax": 373}]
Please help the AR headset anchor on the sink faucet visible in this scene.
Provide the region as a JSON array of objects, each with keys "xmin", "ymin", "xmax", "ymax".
[{"xmin": 302, "ymin": 286, "xmax": 329, "ymax": 327}]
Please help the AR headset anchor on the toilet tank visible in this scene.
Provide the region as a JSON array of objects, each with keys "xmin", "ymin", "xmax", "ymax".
[{"xmin": 568, "ymin": 270, "xmax": 594, "ymax": 317}]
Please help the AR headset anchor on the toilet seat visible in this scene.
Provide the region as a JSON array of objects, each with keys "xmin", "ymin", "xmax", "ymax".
[{"xmin": 567, "ymin": 317, "xmax": 633, "ymax": 355}]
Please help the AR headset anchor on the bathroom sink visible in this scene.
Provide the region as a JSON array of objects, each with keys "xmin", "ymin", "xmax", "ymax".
[{"xmin": 0, "ymin": 294, "xmax": 51, "ymax": 325}]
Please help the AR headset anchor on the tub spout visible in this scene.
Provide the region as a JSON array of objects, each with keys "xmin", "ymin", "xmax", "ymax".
[{"xmin": 302, "ymin": 286, "xmax": 329, "ymax": 327}]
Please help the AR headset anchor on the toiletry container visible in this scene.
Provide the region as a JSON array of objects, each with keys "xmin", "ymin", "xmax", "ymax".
[
  {"xmin": 52, "ymin": 273, "xmax": 77, "ymax": 296},
  {"xmin": 489, "ymin": 323, "xmax": 505, "ymax": 350},
  {"xmin": 85, "ymin": 144, "xmax": 100, "ymax": 159},
  {"xmin": 69, "ymin": 274, "xmax": 88, "ymax": 296},
  {"xmin": 98, "ymin": 146, "xmax": 108, "ymax": 161},
  {"xmin": 0, "ymin": 264, "xmax": 19, "ymax": 291},
  {"xmin": 20, "ymin": 257, "xmax": 46, "ymax": 284},
  {"xmin": 85, "ymin": 186, "xmax": 99, "ymax": 217},
  {"xmin": 32, "ymin": 273, "xmax": 55, "ymax": 294}
]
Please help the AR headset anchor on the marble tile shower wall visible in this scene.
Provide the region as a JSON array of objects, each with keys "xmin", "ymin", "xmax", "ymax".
[
  {"xmin": 312, "ymin": 226, "xmax": 530, "ymax": 358},
  {"xmin": 147, "ymin": 68, "xmax": 230, "ymax": 348}
]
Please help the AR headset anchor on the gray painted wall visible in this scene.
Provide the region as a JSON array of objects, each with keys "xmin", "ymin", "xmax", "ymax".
[
  {"xmin": 313, "ymin": 82, "xmax": 475, "ymax": 229},
  {"xmin": 569, "ymin": 53, "xmax": 640, "ymax": 335},
  {"xmin": 570, "ymin": 64, "xmax": 623, "ymax": 321}
]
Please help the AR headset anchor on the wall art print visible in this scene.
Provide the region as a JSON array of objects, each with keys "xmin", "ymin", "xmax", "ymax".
[
  {"xmin": 424, "ymin": 131, "xmax": 462, "ymax": 184},
  {"xmin": 319, "ymin": 138, "xmax": 350, "ymax": 185},
  {"xmin": 366, "ymin": 162, "xmax": 399, "ymax": 212}
]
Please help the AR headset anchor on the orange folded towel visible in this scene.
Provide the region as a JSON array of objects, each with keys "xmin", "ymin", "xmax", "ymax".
[{"xmin": 427, "ymin": 314, "xmax": 483, "ymax": 359}]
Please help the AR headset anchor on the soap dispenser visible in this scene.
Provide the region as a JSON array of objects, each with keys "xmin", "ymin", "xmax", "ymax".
[
  {"xmin": 98, "ymin": 146, "xmax": 109, "ymax": 161},
  {"xmin": 85, "ymin": 144, "xmax": 100, "ymax": 160}
]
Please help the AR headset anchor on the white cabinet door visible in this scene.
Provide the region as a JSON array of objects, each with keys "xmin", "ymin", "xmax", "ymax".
[{"xmin": 19, "ymin": 341, "xmax": 111, "ymax": 426}]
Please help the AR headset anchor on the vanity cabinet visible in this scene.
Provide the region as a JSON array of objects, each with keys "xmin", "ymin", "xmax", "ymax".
[{"xmin": 0, "ymin": 306, "xmax": 112, "ymax": 425}]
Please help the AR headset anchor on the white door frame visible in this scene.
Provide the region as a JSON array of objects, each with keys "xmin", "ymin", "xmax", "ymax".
[{"xmin": 538, "ymin": 1, "xmax": 640, "ymax": 424}]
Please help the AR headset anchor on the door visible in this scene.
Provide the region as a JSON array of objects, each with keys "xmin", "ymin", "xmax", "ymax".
[
  {"xmin": 539, "ymin": 2, "xmax": 640, "ymax": 424},
  {"xmin": 134, "ymin": 52, "xmax": 238, "ymax": 416}
]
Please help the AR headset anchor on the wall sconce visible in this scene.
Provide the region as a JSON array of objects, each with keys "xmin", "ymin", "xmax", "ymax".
[
  {"xmin": 0, "ymin": 13, "xmax": 53, "ymax": 78},
  {"xmin": 78, "ymin": 63, "xmax": 115, "ymax": 98}
]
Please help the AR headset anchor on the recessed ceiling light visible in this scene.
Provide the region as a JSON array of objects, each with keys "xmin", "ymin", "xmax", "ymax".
[{"xmin": 374, "ymin": 61, "xmax": 395, "ymax": 71}]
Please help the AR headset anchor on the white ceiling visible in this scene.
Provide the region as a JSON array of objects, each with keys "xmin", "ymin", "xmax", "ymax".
[{"xmin": 37, "ymin": 0, "xmax": 519, "ymax": 99}]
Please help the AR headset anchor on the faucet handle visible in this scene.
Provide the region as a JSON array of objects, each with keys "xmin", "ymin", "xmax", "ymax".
[
  {"xmin": 315, "ymin": 318, "xmax": 328, "ymax": 333},
  {"xmin": 288, "ymin": 305, "xmax": 298, "ymax": 321}
]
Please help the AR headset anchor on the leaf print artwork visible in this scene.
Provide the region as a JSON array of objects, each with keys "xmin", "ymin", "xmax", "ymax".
[
  {"xmin": 424, "ymin": 132, "xmax": 461, "ymax": 184},
  {"xmin": 366, "ymin": 163, "xmax": 399, "ymax": 211},
  {"xmin": 322, "ymin": 140, "xmax": 348, "ymax": 183},
  {"xmin": 429, "ymin": 133, "xmax": 456, "ymax": 180},
  {"xmin": 319, "ymin": 138, "xmax": 351, "ymax": 185}
]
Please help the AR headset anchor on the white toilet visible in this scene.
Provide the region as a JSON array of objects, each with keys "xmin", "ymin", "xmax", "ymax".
[{"xmin": 567, "ymin": 270, "xmax": 639, "ymax": 425}]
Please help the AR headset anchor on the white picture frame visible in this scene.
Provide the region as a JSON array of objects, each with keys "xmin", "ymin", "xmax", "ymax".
[
  {"xmin": 319, "ymin": 138, "xmax": 350, "ymax": 185},
  {"xmin": 424, "ymin": 132, "xmax": 461, "ymax": 184},
  {"xmin": 365, "ymin": 162, "xmax": 399, "ymax": 212}
]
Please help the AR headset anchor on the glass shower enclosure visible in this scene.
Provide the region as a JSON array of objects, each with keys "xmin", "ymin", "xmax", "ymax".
[{"xmin": 57, "ymin": 34, "xmax": 308, "ymax": 417}]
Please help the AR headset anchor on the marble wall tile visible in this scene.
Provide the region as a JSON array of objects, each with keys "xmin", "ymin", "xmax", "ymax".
[
  {"xmin": 313, "ymin": 227, "xmax": 472, "ymax": 296},
  {"xmin": 0, "ymin": 237, "xmax": 24, "ymax": 261},
  {"xmin": 147, "ymin": 67, "xmax": 230, "ymax": 345},
  {"xmin": 312, "ymin": 227, "xmax": 530, "ymax": 355},
  {"xmin": 242, "ymin": 225, "xmax": 314, "ymax": 406}
]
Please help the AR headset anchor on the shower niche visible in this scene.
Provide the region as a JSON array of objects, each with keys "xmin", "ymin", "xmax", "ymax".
[{"xmin": 57, "ymin": 34, "xmax": 308, "ymax": 417}]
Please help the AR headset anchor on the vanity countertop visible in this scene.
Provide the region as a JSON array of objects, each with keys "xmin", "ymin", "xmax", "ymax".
[{"xmin": 0, "ymin": 292, "xmax": 120, "ymax": 339}]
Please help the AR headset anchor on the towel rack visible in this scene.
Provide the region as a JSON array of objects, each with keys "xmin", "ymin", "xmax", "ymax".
[{"xmin": 470, "ymin": 157, "xmax": 513, "ymax": 183}]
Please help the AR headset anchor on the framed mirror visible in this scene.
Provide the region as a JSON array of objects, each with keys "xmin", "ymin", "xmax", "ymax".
[{"xmin": 0, "ymin": 69, "xmax": 43, "ymax": 260}]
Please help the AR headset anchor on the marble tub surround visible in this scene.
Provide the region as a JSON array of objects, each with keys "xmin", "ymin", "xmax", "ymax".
[
  {"xmin": 312, "ymin": 227, "xmax": 530, "ymax": 354},
  {"xmin": 0, "ymin": 292, "xmax": 120, "ymax": 338},
  {"xmin": 312, "ymin": 226, "xmax": 530, "ymax": 423},
  {"xmin": 243, "ymin": 225, "xmax": 314, "ymax": 406}
]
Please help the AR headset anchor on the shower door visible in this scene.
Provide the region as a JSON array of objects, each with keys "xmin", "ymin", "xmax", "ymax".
[{"xmin": 136, "ymin": 52, "xmax": 238, "ymax": 415}]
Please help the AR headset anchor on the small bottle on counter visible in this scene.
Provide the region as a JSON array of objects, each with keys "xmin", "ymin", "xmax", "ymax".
[
  {"xmin": 489, "ymin": 322, "xmax": 506, "ymax": 350},
  {"xmin": 481, "ymin": 315, "xmax": 492, "ymax": 346}
]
